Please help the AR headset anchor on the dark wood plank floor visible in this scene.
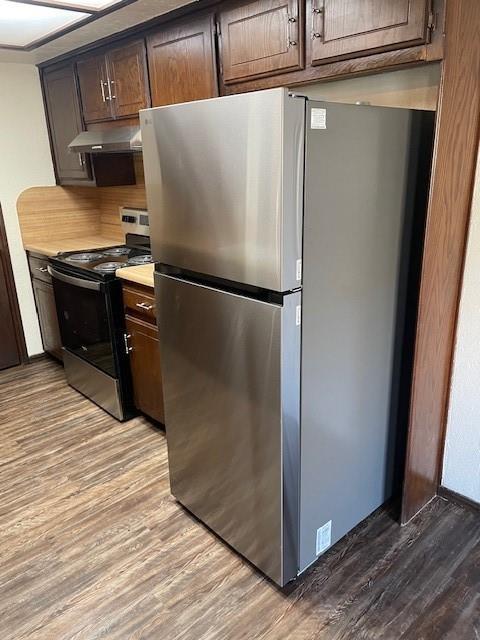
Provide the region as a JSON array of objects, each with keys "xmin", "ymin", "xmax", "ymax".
[{"xmin": 0, "ymin": 358, "xmax": 479, "ymax": 640}]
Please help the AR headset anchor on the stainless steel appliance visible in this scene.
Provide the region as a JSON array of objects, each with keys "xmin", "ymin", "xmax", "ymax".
[
  {"xmin": 68, "ymin": 126, "xmax": 142, "ymax": 154},
  {"xmin": 48, "ymin": 208, "xmax": 152, "ymax": 421},
  {"xmin": 140, "ymin": 89, "xmax": 434, "ymax": 586}
]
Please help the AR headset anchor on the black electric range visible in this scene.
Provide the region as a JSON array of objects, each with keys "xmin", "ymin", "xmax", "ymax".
[
  {"xmin": 48, "ymin": 233, "xmax": 152, "ymax": 421},
  {"xmin": 50, "ymin": 234, "xmax": 152, "ymax": 281}
]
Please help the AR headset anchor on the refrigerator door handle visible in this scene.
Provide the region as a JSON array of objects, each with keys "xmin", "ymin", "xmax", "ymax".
[{"xmin": 157, "ymin": 271, "xmax": 286, "ymax": 306}]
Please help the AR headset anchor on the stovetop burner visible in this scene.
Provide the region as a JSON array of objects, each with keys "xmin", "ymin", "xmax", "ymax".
[
  {"xmin": 93, "ymin": 261, "xmax": 124, "ymax": 273},
  {"xmin": 127, "ymin": 254, "xmax": 153, "ymax": 265},
  {"xmin": 66, "ymin": 252, "xmax": 105, "ymax": 263},
  {"xmin": 103, "ymin": 247, "xmax": 130, "ymax": 256},
  {"xmin": 51, "ymin": 240, "xmax": 152, "ymax": 281}
]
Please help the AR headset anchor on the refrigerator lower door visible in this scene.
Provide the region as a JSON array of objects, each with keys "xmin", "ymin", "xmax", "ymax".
[{"xmin": 156, "ymin": 272, "xmax": 301, "ymax": 586}]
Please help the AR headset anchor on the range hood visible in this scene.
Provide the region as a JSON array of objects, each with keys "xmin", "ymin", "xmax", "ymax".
[{"xmin": 68, "ymin": 126, "xmax": 142, "ymax": 154}]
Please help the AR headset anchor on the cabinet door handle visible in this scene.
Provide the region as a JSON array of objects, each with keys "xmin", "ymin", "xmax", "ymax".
[
  {"xmin": 124, "ymin": 333, "xmax": 132, "ymax": 355},
  {"xmin": 105, "ymin": 79, "xmax": 113, "ymax": 101},
  {"xmin": 78, "ymin": 153, "xmax": 85, "ymax": 167},
  {"xmin": 36, "ymin": 267, "xmax": 48, "ymax": 273},
  {"xmin": 109, "ymin": 79, "xmax": 116, "ymax": 99},
  {"xmin": 311, "ymin": 2, "xmax": 324, "ymax": 40},
  {"xmin": 100, "ymin": 79, "xmax": 106, "ymax": 102},
  {"xmin": 287, "ymin": 13, "xmax": 297, "ymax": 47},
  {"xmin": 136, "ymin": 302, "xmax": 153, "ymax": 311}
]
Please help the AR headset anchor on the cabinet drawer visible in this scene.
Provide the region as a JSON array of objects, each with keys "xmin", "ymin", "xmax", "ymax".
[
  {"xmin": 122, "ymin": 284, "xmax": 156, "ymax": 322},
  {"xmin": 28, "ymin": 255, "xmax": 51, "ymax": 284}
]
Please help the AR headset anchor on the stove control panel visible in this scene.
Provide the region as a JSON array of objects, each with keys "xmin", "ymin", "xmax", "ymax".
[{"xmin": 120, "ymin": 207, "xmax": 150, "ymax": 237}]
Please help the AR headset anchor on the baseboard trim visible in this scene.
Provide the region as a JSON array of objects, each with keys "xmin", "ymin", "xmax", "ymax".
[
  {"xmin": 28, "ymin": 353, "xmax": 47, "ymax": 363},
  {"xmin": 438, "ymin": 486, "xmax": 480, "ymax": 513}
]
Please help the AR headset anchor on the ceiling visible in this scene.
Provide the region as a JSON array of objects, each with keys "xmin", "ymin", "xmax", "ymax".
[{"xmin": 0, "ymin": 0, "xmax": 197, "ymax": 64}]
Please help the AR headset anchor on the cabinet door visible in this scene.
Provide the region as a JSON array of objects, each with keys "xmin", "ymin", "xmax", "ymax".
[
  {"xmin": 42, "ymin": 64, "xmax": 90, "ymax": 183},
  {"xmin": 147, "ymin": 14, "xmax": 217, "ymax": 107},
  {"xmin": 107, "ymin": 40, "xmax": 150, "ymax": 118},
  {"xmin": 0, "ymin": 253, "xmax": 21, "ymax": 370},
  {"xmin": 218, "ymin": 0, "xmax": 302, "ymax": 84},
  {"xmin": 310, "ymin": 0, "xmax": 429, "ymax": 65},
  {"xmin": 77, "ymin": 54, "xmax": 112, "ymax": 123},
  {"xmin": 125, "ymin": 315, "xmax": 164, "ymax": 423},
  {"xmin": 32, "ymin": 278, "xmax": 63, "ymax": 361}
]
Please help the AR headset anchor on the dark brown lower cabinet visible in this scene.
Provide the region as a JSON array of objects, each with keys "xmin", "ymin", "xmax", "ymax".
[
  {"xmin": 28, "ymin": 254, "xmax": 63, "ymax": 361},
  {"xmin": 123, "ymin": 282, "xmax": 164, "ymax": 424}
]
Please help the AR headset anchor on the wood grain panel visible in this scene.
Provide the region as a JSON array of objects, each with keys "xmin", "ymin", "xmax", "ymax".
[
  {"xmin": 31, "ymin": 278, "xmax": 63, "ymax": 360},
  {"xmin": 98, "ymin": 154, "xmax": 147, "ymax": 241},
  {"xmin": 17, "ymin": 158, "xmax": 146, "ymax": 249},
  {"xmin": 77, "ymin": 53, "xmax": 112, "ymax": 123},
  {"xmin": 147, "ymin": 13, "xmax": 218, "ymax": 107},
  {"xmin": 222, "ymin": 0, "xmax": 445, "ymax": 93},
  {"xmin": 0, "ymin": 205, "xmax": 26, "ymax": 368},
  {"xmin": 17, "ymin": 186, "xmax": 101, "ymax": 246},
  {"xmin": 42, "ymin": 63, "xmax": 91, "ymax": 183},
  {"xmin": 126, "ymin": 314, "xmax": 165, "ymax": 423},
  {"xmin": 0, "ymin": 358, "xmax": 478, "ymax": 638},
  {"xmin": 219, "ymin": 0, "xmax": 303, "ymax": 83},
  {"xmin": 107, "ymin": 40, "xmax": 150, "ymax": 118},
  {"xmin": 402, "ymin": 0, "xmax": 480, "ymax": 523},
  {"xmin": 0, "ymin": 257, "xmax": 20, "ymax": 370},
  {"xmin": 123, "ymin": 282, "xmax": 156, "ymax": 323},
  {"xmin": 310, "ymin": 0, "xmax": 429, "ymax": 65}
]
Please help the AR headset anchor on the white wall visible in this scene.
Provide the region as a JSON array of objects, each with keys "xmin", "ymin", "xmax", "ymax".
[
  {"xmin": 442, "ymin": 146, "xmax": 480, "ymax": 504},
  {"xmin": 0, "ymin": 63, "xmax": 55, "ymax": 356}
]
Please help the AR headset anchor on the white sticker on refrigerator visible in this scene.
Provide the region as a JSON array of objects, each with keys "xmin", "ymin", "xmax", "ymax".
[
  {"xmin": 316, "ymin": 520, "xmax": 332, "ymax": 555},
  {"xmin": 311, "ymin": 108, "xmax": 327, "ymax": 130},
  {"xmin": 296, "ymin": 259, "xmax": 302, "ymax": 281},
  {"xmin": 296, "ymin": 305, "xmax": 301, "ymax": 326}
]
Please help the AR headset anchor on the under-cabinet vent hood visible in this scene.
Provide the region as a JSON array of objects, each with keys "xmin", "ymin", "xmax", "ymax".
[{"xmin": 68, "ymin": 126, "xmax": 142, "ymax": 154}]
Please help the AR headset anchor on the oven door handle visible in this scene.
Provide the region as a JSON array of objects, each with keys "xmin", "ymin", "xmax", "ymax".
[{"xmin": 47, "ymin": 265, "xmax": 102, "ymax": 291}]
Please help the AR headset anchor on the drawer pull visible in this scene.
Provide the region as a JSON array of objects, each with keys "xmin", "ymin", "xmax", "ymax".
[
  {"xmin": 36, "ymin": 267, "xmax": 48, "ymax": 273},
  {"xmin": 136, "ymin": 302, "xmax": 154, "ymax": 311}
]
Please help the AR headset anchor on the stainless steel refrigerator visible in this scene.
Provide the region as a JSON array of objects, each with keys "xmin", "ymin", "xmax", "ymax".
[{"xmin": 140, "ymin": 88, "xmax": 433, "ymax": 586}]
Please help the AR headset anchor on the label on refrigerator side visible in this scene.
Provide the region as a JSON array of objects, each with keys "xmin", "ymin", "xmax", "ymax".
[
  {"xmin": 296, "ymin": 305, "xmax": 301, "ymax": 326},
  {"xmin": 316, "ymin": 520, "xmax": 332, "ymax": 555},
  {"xmin": 311, "ymin": 108, "xmax": 327, "ymax": 129},
  {"xmin": 296, "ymin": 259, "xmax": 302, "ymax": 281}
]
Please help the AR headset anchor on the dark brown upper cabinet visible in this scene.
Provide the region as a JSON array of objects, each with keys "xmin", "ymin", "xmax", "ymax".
[
  {"xmin": 107, "ymin": 41, "xmax": 150, "ymax": 117},
  {"xmin": 77, "ymin": 40, "xmax": 149, "ymax": 123},
  {"xmin": 77, "ymin": 53, "xmax": 112, "ymax": 123},
  {"xmin": 308, "ymin": 0, "xmax": 430, "ymax": 66},
  {"xmin": 218, "ymin": 0, "xmax": 303, "ymax": 84},
  {"xmin": 146, "ymin": 13, "xmax": 218, "ymax": 107},
  {"xmin": 42, "ymin": 63, "xmax": 91, "ymax": 184}
]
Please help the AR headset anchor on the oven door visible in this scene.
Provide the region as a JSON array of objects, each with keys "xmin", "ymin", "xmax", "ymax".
[{"xmin": 48, "ymin": 266, "xmax": 117, "ymax": 377}]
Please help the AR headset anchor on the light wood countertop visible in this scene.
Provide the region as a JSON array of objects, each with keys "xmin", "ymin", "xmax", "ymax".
[
  {"xmin": 116, "ymin": 264, "xmax": 154, "ymax": 288},
  {"xmin": 24, "ymin": 236, "xmax": 122, "ymax": 257}
]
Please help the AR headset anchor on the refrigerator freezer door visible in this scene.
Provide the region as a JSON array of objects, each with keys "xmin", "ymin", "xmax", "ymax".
[
  {"xmin": 156, "ymin": 272, "xmax": 301, "ymax": 585},
  {"xmin": 141, "ymin": 89, "xmax": 305, "ymax": 292}
]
